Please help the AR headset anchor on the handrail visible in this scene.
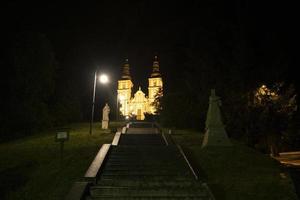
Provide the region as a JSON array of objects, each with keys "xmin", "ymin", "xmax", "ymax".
[
  {"xmin": 202, "ymin": 183, "xmax": 216, "ymax": 200},
  {"xmin": 162, "ymin": 133, "xmax": 169, "ymax": 146},
  {"xmin": 176, "ymin": 144, "xmax": 199, "ymax": 180}
]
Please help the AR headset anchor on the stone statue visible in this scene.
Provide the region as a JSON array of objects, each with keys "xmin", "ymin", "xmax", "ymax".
[
  {"xmin": 102, "ymin": 103, "xmax": 110, "ymax": 121},
  {"xmin": 102, "ymin": 103, "xmax": 110, "ymax": 129},
  {"xmin": 202, "ymin": 89, "xmax": 231, "ymax": 147}
]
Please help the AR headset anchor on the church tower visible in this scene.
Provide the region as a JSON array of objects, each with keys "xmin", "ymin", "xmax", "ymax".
[
  {"xmin": 117, "ymin": 59, "xmax": 133, "ymax": 117},
  {"xmin": 148, "ymin": 56, "xmax": 163, "ymax": 113}
]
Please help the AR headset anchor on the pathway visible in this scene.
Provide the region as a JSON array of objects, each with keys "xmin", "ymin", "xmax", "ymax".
[{"xmin": 67, "ymin": 122, "xmax": 215, "ymax": 199}]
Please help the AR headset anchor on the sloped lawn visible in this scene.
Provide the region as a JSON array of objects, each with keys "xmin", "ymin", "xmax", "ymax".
[
  {"xmin": 171, "ymin": 129, "xmax": 298, "ymax": 200},
  {"xmin": 0, "ymin": 122, "xmax": 123, "ymax": 200}
]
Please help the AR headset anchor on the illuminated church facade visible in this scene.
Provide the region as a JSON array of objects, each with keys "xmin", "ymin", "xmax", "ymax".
[{"xmin": 117, "ymin": 56, "xmax": 163, "ymax": 120}]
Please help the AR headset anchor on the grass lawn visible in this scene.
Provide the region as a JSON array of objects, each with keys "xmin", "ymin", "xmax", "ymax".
[
  {"xmin": 0, "ymin": 122, "xmax": 125, "ymax": 200},
  {"xmin": 169, "ymin": 129, "xmax": 299, "ymax": 200},
  {"xmin": 1, "ymin": 123, "xmax": 298, "ymax": 200}
]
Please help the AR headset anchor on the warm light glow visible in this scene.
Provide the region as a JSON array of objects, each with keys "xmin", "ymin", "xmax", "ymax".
[
  {"xmin": 99, "ymin": 74, "xmax": 109, "ymax": 84},
  {"xmin": 125, "ymin": 116, "xmax": 129, "ymax": 119},
  {"xmin": 117, "ymin": 62, "xmax": 163, "ymax": 120},
  {"xmin": 119, "ymin": 95, "xmax": 125, "ymax": 101},
  {"xmin": 254, "ymin": 84, "xmax": 279, "ymax": 104}
]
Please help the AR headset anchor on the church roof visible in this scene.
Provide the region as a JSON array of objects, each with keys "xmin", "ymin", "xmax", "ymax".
[{"xmin": 121, "ymin": 58, "xmax": 131, "ymax": 80}]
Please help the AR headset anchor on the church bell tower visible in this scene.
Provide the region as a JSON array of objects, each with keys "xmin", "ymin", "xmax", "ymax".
[
  {"xmin": 117, "ymin": 59, "xmax": 133, "ymax": 117},
  {"xmin": 148, "ymin": 56, "xmax": 163, "ymax": 113}
]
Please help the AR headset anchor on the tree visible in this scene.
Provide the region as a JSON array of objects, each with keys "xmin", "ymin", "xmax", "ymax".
[
  {"xmin": 247, "ymin": 83, "xmax": 297, "ymax": 156},
  {"xmin": 5, "ymin": 32, "xmax": 57, "ymax": 137},
  {"xmin": 152, "ymin": 87, "xmax": 163, "ymax": 115}
]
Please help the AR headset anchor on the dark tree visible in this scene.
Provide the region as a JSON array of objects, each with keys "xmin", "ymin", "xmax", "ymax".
[
  {"xmin": 2, "ymin": 32, "xmax": 57, "ymax": 138},
  {"xmin": 247, "ymin": 83, "xmax": 297, "ymax": 156}
]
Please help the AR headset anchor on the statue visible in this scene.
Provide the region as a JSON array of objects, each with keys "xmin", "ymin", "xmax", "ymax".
[
  {"xmin": 202, "ymin": 89, "xmax": 231, "ymax": 147},
  {"xmin": 102, "ymin": 103, "xmax": 110, "ymax": 129}
]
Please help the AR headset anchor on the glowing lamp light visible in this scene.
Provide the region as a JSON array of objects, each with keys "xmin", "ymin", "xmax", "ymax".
[{"xmin": 99, "ymin": 74, "xmax": 109, "ymax": 84}]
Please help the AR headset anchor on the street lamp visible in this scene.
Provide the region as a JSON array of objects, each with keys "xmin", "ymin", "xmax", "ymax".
[
  {"xmin": 99, "ymin": 74, "xmax": 109, "ymax": 84},
  {"xmin": 89, "ymin": 71, "xmax": 109, "ymax": 135}
]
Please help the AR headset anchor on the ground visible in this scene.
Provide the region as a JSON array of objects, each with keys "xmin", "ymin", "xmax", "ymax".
[
  {"xmin": 0, "ymin": 122, "xmax": 124, "ymax": 200},
  {"xmin": 0, "ymin": 123, "xmax": 298, "ymax": 200},
  {"xmin": 171, "ymin": 129, "xmax": 298, "ymax": 200}
]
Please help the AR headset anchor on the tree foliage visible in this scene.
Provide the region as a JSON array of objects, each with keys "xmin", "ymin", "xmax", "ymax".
[
  {"xmin": 152, "ymin": 87, "xmax": 163, "ymax": 115},
  {"xmin": 5, "ymin": 32, "xmax": 56, "ymax": 136},
  {"xmin": 1, "ymin": 32, "xmax": 83, "ymax": 140},
  {"xmin": 246, "ymin": 83, "xmax": 297, "ymax": 155}
]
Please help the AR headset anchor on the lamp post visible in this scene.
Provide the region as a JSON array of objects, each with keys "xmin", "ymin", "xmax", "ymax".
[{"xmin": 89, "ymin": 71, "xmax": 109, "ymax": 135}]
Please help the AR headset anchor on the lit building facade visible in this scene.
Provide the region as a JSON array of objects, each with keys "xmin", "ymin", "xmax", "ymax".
[{"xmin": 117, "ymin": 56, "xmax": 163, "ymax": 120}]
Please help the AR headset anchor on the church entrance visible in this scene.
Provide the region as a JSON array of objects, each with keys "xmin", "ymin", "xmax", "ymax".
[{"xmin": 137, "ymin": 109, "xmax": 142, "ymax": 120}]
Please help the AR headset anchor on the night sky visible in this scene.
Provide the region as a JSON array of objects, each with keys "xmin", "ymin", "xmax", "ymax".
[{"xmin": 1, "ymin": 1, "xmax": 299, "ymax": 119}]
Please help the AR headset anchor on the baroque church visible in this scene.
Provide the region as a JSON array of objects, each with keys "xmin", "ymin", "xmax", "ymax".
[{"xmin": 117, "ymin": 56, "xmax": 163, "ymax": 120}]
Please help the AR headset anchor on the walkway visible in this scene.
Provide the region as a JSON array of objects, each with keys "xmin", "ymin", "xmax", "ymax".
[{"xmin": 67, "ymin": 122, "xmax": 215, "ymax": 199}]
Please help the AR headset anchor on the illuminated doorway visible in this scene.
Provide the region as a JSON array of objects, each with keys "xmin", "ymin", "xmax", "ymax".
[{"xmin": 137, "ymin": 109, "xmax": 142, "ymax": 120}]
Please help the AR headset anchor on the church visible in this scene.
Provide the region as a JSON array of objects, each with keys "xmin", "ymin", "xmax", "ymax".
[{"xmin": 117, "ymin": 56, "xmax": 163, "ymax": 120}]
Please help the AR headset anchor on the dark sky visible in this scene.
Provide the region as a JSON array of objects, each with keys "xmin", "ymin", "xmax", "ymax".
[{"xmin": 1, "ymin": 1, "xmax": 299, "ymax": 110}]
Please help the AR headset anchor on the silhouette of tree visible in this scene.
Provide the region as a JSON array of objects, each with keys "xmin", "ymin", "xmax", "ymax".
[
  {"xmin": 247, "ymin": 83, "xmax": 297, "ymax": 156},
  {"xmin": 3, "ymin": 32, "xmax": 57, "ymax": 138}
]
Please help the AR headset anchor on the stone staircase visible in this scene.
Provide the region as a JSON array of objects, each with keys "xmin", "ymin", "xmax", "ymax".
[
  {"xmin": 84, "ymin": 131, "xmax": 214, "ymax": 199},
  {"xmin": 118, "ymin": 134, "xmax": 166, "ymax": 145}
]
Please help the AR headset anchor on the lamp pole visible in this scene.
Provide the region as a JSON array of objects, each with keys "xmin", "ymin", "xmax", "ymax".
[
  {"xmin": 89, "ymin": 70, "xmax": 97, "ymax": 135},
  {"xmin": 89, "ymin": 71, "xmax": 109, "ymax": 135}
]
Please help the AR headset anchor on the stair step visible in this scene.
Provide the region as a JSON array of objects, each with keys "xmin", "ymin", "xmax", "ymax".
[
  {"xmin": 110, "ymin": 147, "xmax": 178, "ymax": 151},
  {"xmin": 100, "ymin": 171, "xmax": 191, "ymax": 176},
  {"xmin": 104, "ymin": 163, "xmax": 186, "ymax": 167},
  {"xmin": 102, "ymin": 167, "xmax": 188, "ymax": 172},
  {"xmin": 106, "ymin": 156, "xmax": 182, "ymax": 160},
  {"xmin": 105, "ymin": 160, "xmax": 183, "ymax": 165},
  {"xmin": 108, "ymin": 153, "xmax": 182, "ymax": 157},
  {"xmin": 100, "ymin": 175, "xmax": 195, "ymax": 181},
  {"xmin": 90, "ymin": 187, "xmax": 208, "ymax": 197},
  {"xmin": 108, "ymin": 152, "xmax": 181, "ymax": 156},
  {"xmin": 95, "ymin": 179, "xmax": 203, "ymax": 187},
  {"xmin": 87, "ymin": 197, "xmax": 209, "ymax": 200},
  {"xmin": 79, "ymin": 128, "xmax": 214, "ymax": 200},
  {"xmin": 104, "ymin": 162, "xmax": 184, "ymax": 166},
  {"xmin": 102, "ymin": 167, "xmax": 187, "ymax": 171}
]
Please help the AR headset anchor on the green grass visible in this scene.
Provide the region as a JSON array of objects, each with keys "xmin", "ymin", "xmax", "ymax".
[
  {"xmin": 170, "ymin": 129, "xmax": 298, "ymax": 200},
  {"xmin": 167, "ymin": 129, "xmax": 204, "ymax": 146},
  {"xmin": 0, "ymin": 122, "xmax": 124, "ymax": 200},
  {"xmin": 1, "ymin": 123, "xmax": 298, "ymax": 200}
]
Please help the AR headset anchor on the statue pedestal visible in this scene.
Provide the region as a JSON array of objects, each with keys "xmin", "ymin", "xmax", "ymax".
[
  {"xmin": 202, "ymin": 127, "xmax": 231, "ymax": 147},
  {"xmin": 102, "ymin": 120, "xmax": 109, "ymax": 129}
]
